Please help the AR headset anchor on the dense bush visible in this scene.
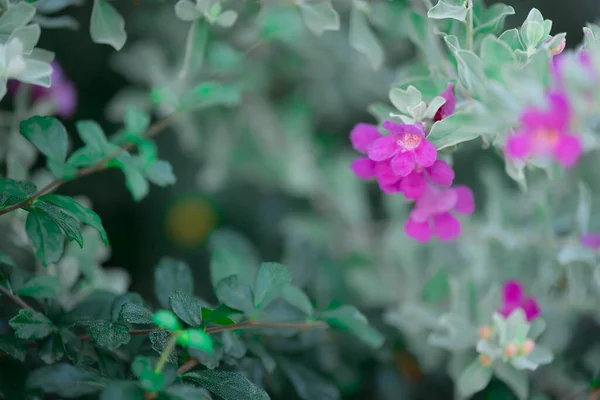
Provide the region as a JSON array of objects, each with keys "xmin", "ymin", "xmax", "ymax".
[{"xmin": 1, "ymin": 0, "xmax": 600, "ymax": 399}]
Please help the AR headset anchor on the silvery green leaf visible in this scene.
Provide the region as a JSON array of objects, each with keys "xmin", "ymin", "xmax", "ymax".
[
  {"xmin": 498, "ymin": 29, "xmax": 523, "ymax": 51},
  {"xmin": 558, "ymin": 241, "xmax": 596, "ymax": 265},
  {"xmin": 476, "ymin": 339, "xmax": 502, "ymax": 359},
  {"xmin": 389, "ymin": 86, "xmax": 422, "ymax": 115},
  {"xmin": 510, "ymin": 355, "xmax": 539, "ymax": 370},
  {"xmin": 427, "ymin": 0, "xmax": 467, "ymax": 22},
  {"xmin": 456, "ymin": 50, "xmax": 488, "ymax": 99},
  {"xmin": 175, "ymin": 0, "xmax": 202, "ymax": 21},
  {"xmin": 423, "ymin": 96, "xmax": 447, "ymax": 120},
  {"xmin": 428, "ymin": 313, "xmax": 478, "ymax": 351},
  {"xmin": 427, "ymin": 112, "xmax": 480, "ymax": 149},
  {"xmin": 528, "ymin": 318, "xmax": 546, "ymax": 340},
  {"xmin": 493, "ymin": 362, "xmax": 529, "ymax": 400},
  {"xmin": 10, "ymin": 24, "xmax": 41, "ymax": 55},
  {"xmin": 577, "ymin": 180, "xmax": 592, "ymax": 233},
  {"xmin": 215, "ymin": 10, "xmax": 238, "ymax": 28},
  {"xmin": 299, "ymin": 0, "xmax": 340, "ymax": 36},
  {"xmin": 30, "ymin": 48, "xmax": 55, "ymax": 63},
  {"xmin": 492, "ymin": 312, "xmax": 508, "ymax": 344},
  {"xmin": 17, "ymin": 59, "xmax": 52, "ymax": 87},
  {"xmin": 179, "ymin": 19, "xmax": 208, "ymax": 79},
  {"xmin": 34, "ymin": 0, "xmax": 84, "ymax": 14},
  {"xmin": 504, "ymin": 308, "xmax": 529, "ymax": 343},
  {"xmin": 0, "ymin": 2, "xmax": 36, "ymax": 34},
  {"xmin": 526, "ymin": 345, "xmax": 553, "ymax": 365},
  {"xmin": 33, "ymin": 15, "xmax": 80, "ymax": 30},
  {"xmin": 456, "ymin": 358, "xmax": 493, "ymax": 398},
  {"xmin": 407, "ymin": 102, "xmax": 427, "ymax": 121},
  {"xmin": 349, "ymin": 4, "xmax": 384, "ymax": 70},
  {"xmin": 443, "ymin": 34, "xmax": 461, "ymax": 53},
  {"xmin": 521, "ymin": 20, "xmax": 545, "ymax": 49},
  {"xmin": 90, "ymin": 0, "xmax": 127, "ymax": 51}
]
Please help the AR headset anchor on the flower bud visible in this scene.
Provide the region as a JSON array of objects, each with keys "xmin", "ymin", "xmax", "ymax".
[
  {"xmin": 479, "ymin": 354, "xmax": 492, "ymax": 367},
  {"xmin": 152, "ymin": 310, "xmax": 180, "ymax": 331},
  {"xmin": 503, "ymin": 343, "xmax": 518, "ymax": 358},
  {"xmin": 478, "ymin": 325, "xmax": 493, "ymax": 340},
  {"xmin": 177, "ymin": 329, "xmax": 213, "ymax": 353},
  {"xmin": 520, "ymin": 339, "xmax": 536, "ymax": 355},
  {"xmin": 550, "ymin": 38, "xmax": 566, "ymax": 56}
]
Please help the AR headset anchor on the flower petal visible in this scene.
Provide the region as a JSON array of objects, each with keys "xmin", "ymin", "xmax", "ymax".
[
  {"xmin": 405, "ymin": 217, "xmax": 432, "ymax": 242},
  {"xmin": 502, "ymin": 280, "xmax": 524, "ymax": 307},
  {"xmin": 379, "ymin": 181, "xmax": 402, "ymax": 194},
  {"xmin": 453, "ymin": 185, "xmax": 475, "ymax": 215},
  {"xmin": 435, "ymin": 187, "xmax": 458, "ymax": 213},
  {"xmin": 520, "ymin": 108, "xmax": 548, "ymax": 131},
  {"xmin": 547, "ymin": 92, "xmax": 570, "ymax": 131},
  {"xmin": 434, "ymin": 82, "xmax": 456, "ymax": 121},
  {"xmin": 400, "ymin": 171, "xmax": 427, "ymax": 200},
  {"xmin": 374, "ymin": 162, "xmax": 401, "ymax": 185},
  {"xmin": 553, "ymin": 133, "xmax": 582, "ymax": 168},
  {"xmin": 414, "ymin": 140, "xmax": 437, "ymax": 167},
  {"xmin": 350, "ymin": 157, "xmax": 376, "ymax": 179},
  {"xmin": 426, "ymin": 160, "xmax": 454, "ymax": 186},
  {"xmin": 521, "ymin": 297, "xmax": 540, "ymax": 321},
  {"xmin": 350, "ymin": 123, "xmax": 381, "ymax": 154},
  {"xmin": 390, "ymin": 152, "xmax": 415, "ymax": 177},
  {"xmin": 506, "ymin": 133, "xmax": 532, "ymax": 160},
  {"xmin": 581, "ymin": 233, "xmax": 600, "ymax": 250},
  {"xmin": 367, "ymin": 135, "xmax": 400, "ymax": 161},
  {"xmin": 432, "ymin": 212, "xmax": 461, "ymax": 241},
  {"xmin": 382, "ymin": 120, "xmax": 405, "ymax": 134}
]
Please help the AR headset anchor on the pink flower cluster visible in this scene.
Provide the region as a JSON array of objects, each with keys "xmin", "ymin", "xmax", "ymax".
[
  {"xmin": 349, "ymin": 84, "xmax": 475, "ymax": 243},
  {"xmin": 505, "ymin": 49, "xmax": 592, "ymax": 168},
  {"xmin": 499, "ymin": 280, "xmax": 540, "ymax": 322}
]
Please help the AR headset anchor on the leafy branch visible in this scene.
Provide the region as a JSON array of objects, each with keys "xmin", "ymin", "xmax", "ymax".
[
  {"xmin": 0, "ymin": 115, "xmax": 176, "ymax": 217},
  {"xmin": 0, "ymin": 284, "xmax": 34, "ymax": 311}
]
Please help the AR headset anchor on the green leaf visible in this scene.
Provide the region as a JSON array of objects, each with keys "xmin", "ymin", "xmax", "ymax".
[
  {"xmin": 299, "ymin": 0, "xmax": 340, "ymax": 36},
  {"xmin": 473, "ymin": 3, "xmax": 515, "ymax": 36},
  {"xmin": 427, "ymin": 111, "xmax": 481, "ymax": 149},
  {"xmin": 90, "ymin": 0, "xmax": 127, "ymax": 50},
  {"xmin": 183, "ymin": 370, "xmax": 269, "ymax": 400},
  {"xmin": 27, "ymin": 363, "xmax": 105, "ymax": 397},
  {"xmin": 132, "ymin": 356, "xmax": 166, "ymax": 392},
  {"xmin": 149, "ymin": 330, "xmax": 178, "ymax": 363},
  {"xmin": 36, "ymin": 201, "xmax": 83, "ymax": 248},
  {"xmin": 145, "ymin": 160, "xmax": 176, "ymax": 187},
  {"xmin": 421, "ymin": 268, "xmax": 450, "ymax": 304},
  {"xmin": 349, "ymin": 4, "xmax": 384, "ymax": 70},
  {"xmin": 119, "ymin": 302, "xmax": 154, "ymax": 324},
  {"xmin": 101, "ymin": 382, "xmax": 144, "ymax": 400},
  {"xmin": 320, "ymin": 305, "xmax": 384, "ymax": 349},
  {"xmin": 163, "ymin": 384, "xmax": 212, "ymax": 400},
  {"xmin": 0, "ymin": 334, "xmax": 27, "ymax": 361},
  {"xmin": 0, "ymin": 251, "xmax": 17, "ymax": 270},
  {"xmin": 9, "ymin": 309, "xmax": 54, "ymax": 340},
  {"xmin": 20, "ymin": 116, "xmax": 68, "ymax": 162},
  {"xmin": 179, "ymin": 82, "xmax": 241, "ymax": 111},
  {"xmin": 121, "ymin": 162, "xmax": 150, "ymax": 202},
  {"xmin": 154, "ymin": 257, "xmax": 194, "ymax": 308},
  {"xmin": 202, "ymin": 304, "xmax": 237, "ymax": 325},
  {"xmin": 153, "ymin": 310, "xmax": 181, "ymax": 331},
  {"xmin": 174, "ymin": 0, "xmax": 201, "ymax": 21},
  {"xmin": 498, "ymin": 28, "xmax": 522, "ymax": 50},
  {"xmin": 0, "ymin": 178, "xmax": 36, "ymax": 208},
  {"xmin": 215, "ymin": 10, "xmax": 238, "ymax": 28},
  {"xmin": 40, "ymin": 194, "xmax": 108, "ymax": 245},
  {"xmin": 215, "ymin": 275, "xmax": 254, "ymax": 315},
  {"xmin": 456, "ymin": 49, "xmax": 488, "ymax": 99},
  {"xmin": 25, "ymin": 208, "xmax": 65, "ymax": 266},
  {"xmin": 281, "ymin": 285, "xmax": 313, "ymax": 316},
  {"xmin": 88, "ymin": 320, "xmax": 131, "ymax": 350},
  {"xmin": 16, "ymin": 274, "xmax": 62, "ymax": 299},
  {"xmin": 427, "ymin": 0, "xmax": 467, "ymax": 22},
  {"xmin": 169, "ymin": 290, "xmax": 204, "ymax": 327},
  {"xmin": 493, "ymin": 362, "xmax": 529, "ymax": 400},
  {"xmin": 179, "ymin": 19, "xmax": 208, "ymax": 79},
  {"xmin": 39, "ymin": 332, "xmax": 65, "ymax": 364},
  {"xmin": 277, "ymin": 357, "xmax": 340, "ymax": 400},
  {"xmin": 456, "ymin": 358, "xmax": 493, "ymax": 397},
  {"xmin": 111, "ymin": 292, "xmax": 145, "ymax": 321},
  {"xmin": 481, "ymin": 35, "xmax": 515, "ymax": 80},
  {"xmin": 76, "ymin": 120, "xmax": 110, "ymax": 150},
  {"xmin": 0, "ymin": 2, "xmax": 36, "ymax": 33},
  {"xmin": 253, "ymin": 262, "xmax": 292, "ymax": 309},
  {"xmin": 124, "ymin": 107, "xmax": 150, "ymax": 136},
  {"xmin": 209, "ymin": 229, "xmax": 260, "ymax": 288}
]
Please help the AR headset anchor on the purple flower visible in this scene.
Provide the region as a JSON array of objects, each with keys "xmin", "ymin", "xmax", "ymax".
[
  {"xmin": 434, "ymin": 83, "xmax": 456, "ymax": 122},
  {"xmin": 505, "ymin": 92, "xmax": 582, "ymax": 168},
  {"xmin": 581, "ymin": 233, "xmax": 600, "ymax": 250},
  {"xmin": 404, "ymin": 184, "xmax": 474, "ymax": 242},
  {"xmin": 367, "ymin": 121, "xmax": 437, "ymax": 177},
  {"xmin": 400, "ymin": 160, "xmax": 454, "ymax": 200},
  {"xmin": 499, "ymin": 280, "xmax": 540, "ymax": 322},
  {"xmin": 8, "ymin": 61, "xmax": 77, "ymax": 118}
]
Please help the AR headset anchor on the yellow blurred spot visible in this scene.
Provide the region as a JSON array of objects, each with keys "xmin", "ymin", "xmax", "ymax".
[{"xmin": 165, "ymin": 197, "xmax": 218, "ymax": 248}]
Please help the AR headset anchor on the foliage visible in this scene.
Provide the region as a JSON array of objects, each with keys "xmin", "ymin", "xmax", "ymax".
[{"xmin": 1, "ymin": 0, "xmax": 600, "ymax": 399}]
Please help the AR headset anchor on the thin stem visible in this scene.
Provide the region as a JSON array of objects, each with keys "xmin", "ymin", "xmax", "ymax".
[
  {"xmin": 0, "ymin": 284, "xmax": 34, "ymax": 311},
  {"xmin": 0, "ymin": 114, "xmax": 177, "ymax": 217},
  {"xmin": 466, "ymin": 0, "xmax": 474, "ymax": 51},
  {"xmin": 155, "ymin": 333, "xmax": 179, "ymax": 374}
]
